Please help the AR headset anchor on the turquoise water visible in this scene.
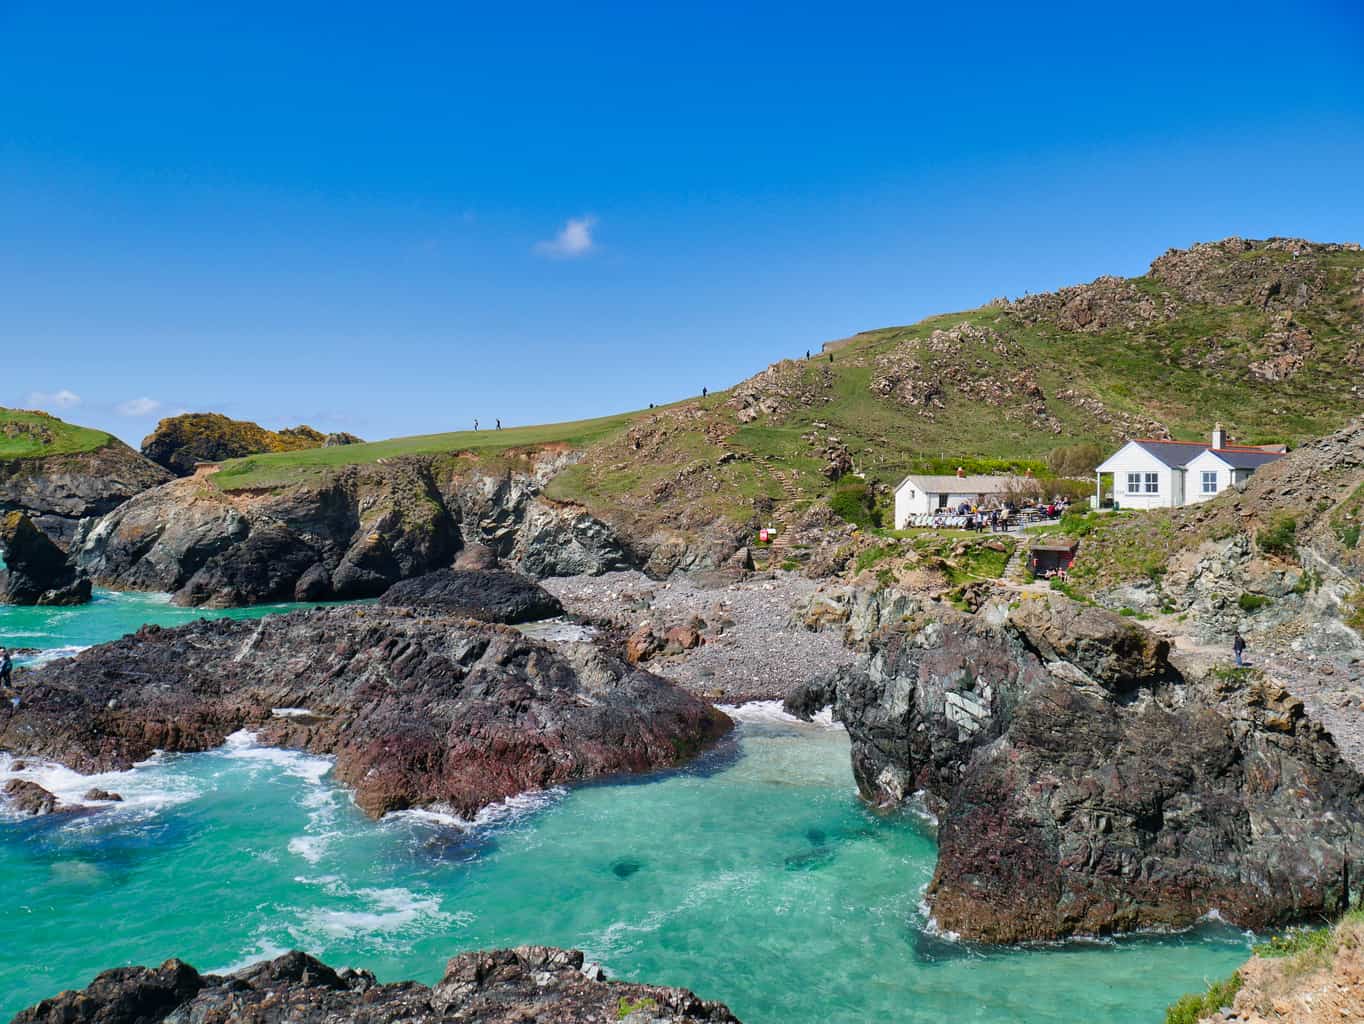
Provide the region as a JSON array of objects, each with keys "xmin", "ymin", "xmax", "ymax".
[{"xmin": 0, "ymin": 600, "xmax": 1253, "ymax": 1022}]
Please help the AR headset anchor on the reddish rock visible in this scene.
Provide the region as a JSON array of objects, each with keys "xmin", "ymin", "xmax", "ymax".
[{"xmin": 626, "ymin": 624, "xmax": 661, "ymax": 664}]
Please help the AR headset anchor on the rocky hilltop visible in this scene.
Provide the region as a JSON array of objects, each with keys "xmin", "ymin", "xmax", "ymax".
[
  {"xmin": 12, "ymin": 947, "xmax": 739, "ymax": 1023},
  {"xmin": 0, "ymin": 511, "xmax": 90, "ymax": 605},
  {"xmin": 0, "ymin": 408, "xmax": 170, "ymax": 546},
  {"xmin": 787, "ymin": 593, "xmax": 1364, "ymax": 942},
  {"xmin": 140, "ymin": 412, "xmax": 356, "ymax": 476},
  {"xmin": 0, "ymin": 584, "xmax": 732, "ymax": 817}
]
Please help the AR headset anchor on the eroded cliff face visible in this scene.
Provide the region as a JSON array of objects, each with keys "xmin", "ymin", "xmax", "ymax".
[
  {"xmin": 0, "ymin": 442, "xmax": 171, "ymax": 547},
  {"xmin": 788, "ymin": 593, "xmax": 1364, "ymax": 943},
  {"xmin": 74, "ymin": 450, "xmax": 640, "ymax": 606}
]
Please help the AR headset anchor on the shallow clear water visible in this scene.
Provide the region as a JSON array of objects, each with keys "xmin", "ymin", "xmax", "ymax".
[{"xmin": 0, "ymin": 600, "xmax": 1252, "ymax": 1022}]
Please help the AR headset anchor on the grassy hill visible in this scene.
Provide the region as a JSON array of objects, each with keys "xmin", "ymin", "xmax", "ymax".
[
  {"xmin": 208, "ymin": 236, "xmax": 1364, "ymax": 542},
  {"xmin": 0, "ymin": 408, "xmax": 118, "ymax": 460}
]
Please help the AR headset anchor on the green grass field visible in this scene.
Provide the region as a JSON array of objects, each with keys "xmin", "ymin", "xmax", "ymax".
[
  {"xmin": 212, "ymin": 407, "xmax": 660, "ymax": 490},
  {"xmin": 0, "ymin": 408, "xmax": 116, "ymax": 460}
]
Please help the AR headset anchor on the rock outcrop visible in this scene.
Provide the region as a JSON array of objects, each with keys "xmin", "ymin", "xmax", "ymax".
[
  {"xmin": 787, "ymin": 593, "xmax": 1364, "ymax": 942},
  {"xmin": 12, "ymin": 947, "xmax": 740, "ymax": 1024},
  {"xmin": 0, "ymin": 605, "xmax": 733, "ymax": 818},
  {"xmin": 0, "ymin": 511, "xmax": 91, "ymax": 605},
  {"xmin": 380, "ymin": 569, "xmax": 564, "ymax": 624},
  {"xmin": 140, "ymin": 413, "xmax": 330, "ymax": 476},
  {"xmin": 2, "ymin": 778, "xmax": 60, "ymax": 815},
  {"xmin": 0, "ymin": 439, "xmax": 170, "ymax": 547},
  {"xmin": 75, "ymin": 450, "xmax": 637, "ymax": 606}
]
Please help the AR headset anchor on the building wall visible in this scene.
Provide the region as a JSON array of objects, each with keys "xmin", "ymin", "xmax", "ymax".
[
  {"xmin": 1185, "ymin": 452, "xmax": 1231, "ymax": 504},
  {"xmin": 1101, "ymin": 448, "xmax": 1179, "ymax": 510}
]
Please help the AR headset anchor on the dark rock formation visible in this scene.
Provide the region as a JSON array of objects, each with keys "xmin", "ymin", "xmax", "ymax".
[
  {"xmin": 454, "ymin": 542, "xmax": 500, "ymax": 570},
  {"xmin": 0, "ymin": 442, "xmax": 170, "ymax": 547},
  {"xmin": 83, "ymin": 788, "xmax": 123, "ymax": 802},
  {"xmin": 380, "ymin": 569, "xmax": 564, "ymax": 624},
  {"xmin": 2, "ymin": 778, "xmax": 60, "ymax": 815},
  {"xmin": 75, "ymin": 451, "xmax": 637, "ymax": 607},
  {"xmin": 13, "ymin": 947, "xmax": 739, "ymax": 1024},
  {"xmin": 323, "ymin": 431, "xmax": 365, "ymax": 447},
  {"xmin": 0, "ymin": 606, "xmax": 733, "ymax": 818},
  {"xmin": 140, "ymin": 413, "xmax": 328, "ymax": 476},
  {"xmin": 787, "ymin": 593, "xmax": 1364, "ymax": 942},
  {"xmin": 0, "ymin": 511, "xmax": 91, "ymax": 605}
]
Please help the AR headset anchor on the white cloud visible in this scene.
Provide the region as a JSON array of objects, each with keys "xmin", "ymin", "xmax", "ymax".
[
  {"xmin": 26, "ymin": 388, "xmax": 81, "ymax": 410},
  {"xmin": 535, "ymin": 215, "xmax": 597, "ymax": 258},
  {"xmin": 115, "ymin": 397, "xmax": 163, "ymax": 417}
]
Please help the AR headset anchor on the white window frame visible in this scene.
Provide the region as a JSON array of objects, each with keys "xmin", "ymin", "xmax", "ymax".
[
  {"xmin": 1201, "ymin": 471, "xmax": 1218, "ymax": 494},
  {"xmin": 1144, "ymin": 472, "xmax": 1159, "ymax": 494},
  {"xmin": 1126, "ymin": 472, "xmax": 1142, "ymax": 494}
]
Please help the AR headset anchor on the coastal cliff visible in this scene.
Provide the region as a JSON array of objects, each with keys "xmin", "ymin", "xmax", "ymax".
[{"xmin": 788, "ymin": 593, "xmax": 1364, "ymax": 942}]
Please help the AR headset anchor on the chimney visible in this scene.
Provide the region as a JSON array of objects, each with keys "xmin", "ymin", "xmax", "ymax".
[
  {"xmin": 1211, "ymin": 422, "xmax": 1226, "ymax": 449},
  {"xmin": 956, "ymin": 466, "xmax": 965, "ymax": 478}
]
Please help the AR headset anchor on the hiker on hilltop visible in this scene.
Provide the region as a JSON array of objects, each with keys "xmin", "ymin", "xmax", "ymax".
[
  {"xmin": 474, "ymin": 419, "xmax": 479, "ymax": 431},
  {"xmin": 1233, "ymin": 631, "xmax": 1247, "ymax": 668},
  {"xmin": 496, "ymin": 419, "xmax": 501, "ymax": 430},
  {"xmin": 702, "ymin": 387, "xmax": 708, "ymax": 398}
]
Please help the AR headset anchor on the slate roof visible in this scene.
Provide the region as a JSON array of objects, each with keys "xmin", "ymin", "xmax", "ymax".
[
  {"xmin": 1129, "ymin": 439, "xmax": 1285, "ymax": 470},
  {"xmin": 897, "ymin": 474, "xmax": 1019, "ymax": 493}
]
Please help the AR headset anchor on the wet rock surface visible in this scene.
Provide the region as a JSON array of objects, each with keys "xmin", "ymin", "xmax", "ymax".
[
  {"xmin": 0, "ymin": 605, "xmax": 732, "ymax": 819},
  {"xmin": 2, "ymin": 778, "xmax": 61, "ymax": 815},
  {"xmin": 380, "ymin": 569, "xmax": 564, "ymax": 624},
  {"xmin": 12, "ymin": 947, "xmax": 740, "ymax": 1024},
  {"xmin": 0, "ymin": 511, "xmax": 91, "ymax": 606},
  {"xmin": 787, "ymin": 593, "xmax": 1364, "ymax": 943}
]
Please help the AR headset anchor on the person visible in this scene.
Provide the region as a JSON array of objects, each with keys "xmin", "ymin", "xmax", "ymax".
[
  {"xmin": 1233, "ymin": 631, "xmax": 1247, "ymax": 668},
  {"xmin": 474, "ymin": 419, "xmax": 479, "ymax": 431},
  {"xmin": 702, "ymin": 387, "xmax": 708, "ymax": 398},
  {"xmin": 0, "ymin": 647, "xmax": 11, "ymax": 690},
  {"xmin": 496, "ymin": 419, "xmax": 501, "ymax": 430},
  {"xmin": 828, "ymin": 353, "xmax": 833, "ymax": 363},
  {"xmin": 805, "ymin": 349, "xmax": 810, "ymax": 359}
]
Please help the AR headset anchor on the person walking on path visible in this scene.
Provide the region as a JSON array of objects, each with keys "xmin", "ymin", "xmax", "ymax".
[
  {"xmin": 0, "ymin": 647, "xmax": 12, "ymax": 690},
  {"xmin": 496, "ymin": 419, "xmax": 501, "ymax": 430},
  {"xmin": 702, "ymin": 387, "xmax": 708, "ymax": 398},
  {"xmin": 1233, "ymin": 631, "xmax": 1247, "ymax": 668},
  {"xmin": 473, "ymin": 419, "xmax": 479, "ymax": 431}
]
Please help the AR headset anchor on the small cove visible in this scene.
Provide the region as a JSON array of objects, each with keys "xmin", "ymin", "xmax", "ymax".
[{"xmin": 0, "ymin": 595, "xmax": 1252, "ymax": 1022}]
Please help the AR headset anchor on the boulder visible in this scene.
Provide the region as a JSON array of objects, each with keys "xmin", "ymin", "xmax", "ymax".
[
  {"xmin": 83, "ymin": 788, "xmax": 123, "ymax": 802},
  {"xmin": 1, "ymin": 606, "xmax": 732, "ymax": 819},
  {"xmin": 787, "ymin": 599, "xmax": 1364, "ymax": 942},
  {"xmin": 664, "ymin": 625, "xmax": 703, "ymax": 654},
  {"xmin": 13, "ymin": 948, "xmax": 740, "ymax": 1023},
  {"xmin": 627, "ymin": 624, "xmax": 662, "ymax": 664},
  {"xmin": 379, "ymin": 569, "xmax": 564, "ymax": 624},
  {"xmin": 454, "ymin": 542, "xmax": 500, "ymax": 570},
  {"xmin": 322, "ymin": 431, "xmax": 365, "ymax": 447},
  {"xmin": 3, "ymin": 778, "xmax": 60, "ymax": 815},
  {"xmin": 0, "ymin": 511, "xmax": 92, "ymax": 606}
]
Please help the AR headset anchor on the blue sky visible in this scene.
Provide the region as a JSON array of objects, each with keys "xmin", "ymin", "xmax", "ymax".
[{"xmin": 2, "ymin": 1, "xmax": 1362, "ymax": 445}]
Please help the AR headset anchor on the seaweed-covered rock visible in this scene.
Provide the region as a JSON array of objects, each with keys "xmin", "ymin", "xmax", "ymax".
[{"xmin": 12, "ymin": 948, "xmax": 740, "ymax": 1023}]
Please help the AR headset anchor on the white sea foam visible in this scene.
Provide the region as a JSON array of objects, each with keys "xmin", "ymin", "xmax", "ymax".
[
  {"xmin": 716, "ymin": 700, "xmax": 841, "ymax": 730},
  {"xmin": 388, "ymin": 786, "xmax": 567, "ymax": 831},
  {"xmin": 292, "ymin": 885, "xmax": 457, "ymax": 941},
  {"xmin": 221, "ymin": 730, "xmax": 334, "ymax": 785},
  {"xmin": 0, "ymin": 750, "xmax": 201, "ymax": 819},
  {"xmin": 207, "ymin": 939, "xmax": 292, "ymax": 977},
  {"xmin": 21, "ymin": 644, "xmax": 90, "ymax": 666}
]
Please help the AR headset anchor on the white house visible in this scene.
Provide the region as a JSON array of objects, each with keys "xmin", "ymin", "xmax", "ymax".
[
  {"xmin": 1094, "ymin": 425, "xmax": 1285, "ymax": 510},
  {"xmin": 894, "ymin": 471, "xmax": 1019, "ymax": 527}
]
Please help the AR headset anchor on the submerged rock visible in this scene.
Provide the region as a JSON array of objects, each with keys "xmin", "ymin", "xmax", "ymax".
[
  {"xmin": 0, "ymin": 605, "xmax": 733, "ymax": 819},
  {"xmin": 0, "ymin": 511, "xmax": 92, "ymax": 606},
  {"xmin": 380, "ymin": 569, "xmax": 564, "ymax": 624},
  {"xmin": 12, "ymin": 947, "xmax": 740, "ymax": 1023},
  {"xmin": 788, "ymin": 592, "xmax": 1364, "ymax": 942}
]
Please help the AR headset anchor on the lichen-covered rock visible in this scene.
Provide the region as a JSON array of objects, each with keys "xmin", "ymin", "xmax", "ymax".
[
  {"xmin": 0, "ymin": 606, "xmax": 733, "ymax": 819},
  {"xmin": 140, "ymin": 413, "xmax": 329, "ymax": 476},
  {"xmin": 0, "ymin": 511, "xmax": 91, "ymax": 605},
  {"xmin": 787, "ymin": 597, "xmax": 1364, "ymax": 942},
  {"xmin": 12, "ymin": 948, "xmax": 740, "ymax": 1024},
  {"xmin": 379, "ymin": 569, "xmax": 564, "ymax": 624}
]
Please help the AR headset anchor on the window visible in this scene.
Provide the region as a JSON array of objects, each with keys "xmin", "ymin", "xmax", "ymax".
[
  {"xmin": 1201, "ymin": 471, "xmax": 1218, "ymax": 494},
  {"xmin": 1144, "ymin": 473, "xmax": 1159, "ymax": 494},
  {"xmin": 1126, "ymin": 473, "xmax": 1142, "ymax": 494}
]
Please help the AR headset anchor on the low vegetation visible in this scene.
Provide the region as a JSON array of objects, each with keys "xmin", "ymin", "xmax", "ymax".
[
  {"xmin": 1163, "ymin": 972, "xmax": 1242, "ymax": 1024},
  {"xmin": 0, "ymin": 408, "xmax": 115, "ymax": 460},
  {"xmin": 1237, "ymin": 592, "xmax": 1270, "ymax": 613},
  {"xmin": 1256, "ymin": 513, "xmax": 1299, "ymax": 559}
]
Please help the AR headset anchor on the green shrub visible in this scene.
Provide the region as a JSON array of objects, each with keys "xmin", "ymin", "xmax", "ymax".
[
  {"xmin": 1339, "ymin": 524, "xmax": 1362, "ymax": 550},
  {"xmin": 853, "ymin": 544, "xmax": 896, "ymax": 574},
  {"xmin": 1257, "ymin": 514, "xmax": 1298, "ymax": 558},
  {"xmin": 1119, "ymin": 607, "xmax": 1137, "ymax": 616},
  {"xmin": 1253, "ymin": 925, "xmax": 1333, "ymax": 959},
  {"xmin": 828, "ymin": 482, "xmax": 880, "ymax": 530},
  {"xmin": 1164, "ymin": 972, "xmax": 1242, "ymax": 1024},
  {"xmin": 1237, "ymin": 592, "xmax": 1270, "ymax": 613},
  {"xmin": 617, "ymin": 997, "xmax": 659, "ymax": 1019},
  {"xmin": 1047, "ymin": 442, "xmax": 1105, "ymax": 478},
  {"xmin": 1345, "ymin": 589, "xmax": 1364, "ymax": 633},
  {"xmin": 1290, "ymin": 570, "xmax": 1321, "ymax": 595}
]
